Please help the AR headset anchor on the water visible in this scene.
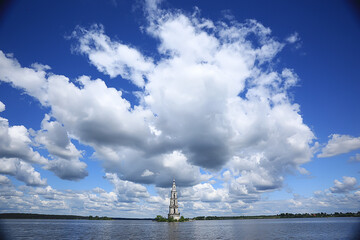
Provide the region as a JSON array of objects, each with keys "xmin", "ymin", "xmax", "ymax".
[{"xmin": 1, "ymin": 217, "xmax": 359, "ymax": 239}]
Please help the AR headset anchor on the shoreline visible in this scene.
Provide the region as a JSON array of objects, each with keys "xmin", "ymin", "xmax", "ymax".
[
  {"xmin": 0, "ymin": 213, "xmax": 152, "ymax": 221},
  {"xmin": 1, "ymin": 212, "xmax": 359, "ymax": 221}
]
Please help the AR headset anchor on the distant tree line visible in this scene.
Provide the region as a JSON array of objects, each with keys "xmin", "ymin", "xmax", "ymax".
[
  {"xmin": 155, "ymin": 215, "xmax": 189, "ymax": 222},
  {"xmin": 88, "ymin": 215, "xmax": 113, "ymax": 220},
  {"xmin": 0, "ymin": 213, "xmax": 88, "ymax": 220},
  {"xmin": 0, "ymin": 213, "xmax": 154, "ymax": 220},
  {"xmin": 278, "ymin": 212, "xmax": 360, "ymax": 218},
  {"xmin": 0, "ymin": 213, "xmax": 112, "ymax": 220},
  {"xmin": 194, "ymin": 215, "xmax": 276, "ymax": 220},
  {"xmin": 193, "ymin": 211, "xmax": 360, "ymax": 220},
  {"xmin": 3, "ymin": 211, "xmax": 359, "ymax": 221}
]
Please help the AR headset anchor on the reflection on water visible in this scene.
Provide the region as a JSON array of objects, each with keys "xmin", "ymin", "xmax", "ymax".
[{"xmin": 1, "ymin": 217, "xmax": 359, "ymax": 240}]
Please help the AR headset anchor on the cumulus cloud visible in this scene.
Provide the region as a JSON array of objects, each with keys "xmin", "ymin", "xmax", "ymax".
[
  {"xmin": 0, "ymin": 105, "xmax": 47, "ymax": 165},
  {"xmin": 72, "ymin": 24, "xmax": 154, "ymax": 87},
  {"xmin": 0, "ymin": 158, "xmax": 46, "ymax": 186},
  {"xmin": 0, "ymin": 1, "xmax": 315, "ymax": 203},
  {"xmin": 1, "ymin": 175, "xmax": 359, "ymax": 218},
  {"xmin": 318, "ymin": 134, "xmax": 360, "ymax": 158},
  {"xmin": 0, "ymin": 51, "xmax": 48, "ymax": 104},
  {"xmin": 149, "ymin": 182, "xmax": 235, "ymax": 217},
  {"xmin": 36, "ymin": 114, "xmax": 88, "ymax": 180},
  {"xmin": 36, "ymin": 114, "xmax": 82, "ymax": 160},
  {"xmin": 0, "ymin": 183, "xmax": 153, "ymax": 217},
  {"xmin": 97, "ymin": 148, "xmax": 210, "ymax": 188},
  {"xmin": 105, "ymin": 173, "xmax": 150, "ymax": 202},
  {"xmin": 236, "ymin": 189, "xmax": 360, "ymax": 216},
  {"xmin": 44, "ymin": 159, "xmax": 88, "ymax": 181},
  {"xmin": 0, "ymin": 174, "xmax": 10, "ymax": 185},
  {"xmin": 181, "ymin": 183, "xmax": 227, "ymax": 203},
  {"xmin": 330, "ymin": 176, "xmax": 358, "ymax": 193},
  {"xmin": 0, "ymin": 103, "xmax": 48, "ymax": 185}
]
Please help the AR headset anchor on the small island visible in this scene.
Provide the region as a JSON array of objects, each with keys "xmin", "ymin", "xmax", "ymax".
[{"xmin": 155, "ymin": 215, "xmax": 189, "ymax": 222}]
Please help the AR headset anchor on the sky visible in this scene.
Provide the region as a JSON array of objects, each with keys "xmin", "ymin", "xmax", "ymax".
[{"xmin": 0, "ymin": 0, "xmax": 359, "ymax": 218}]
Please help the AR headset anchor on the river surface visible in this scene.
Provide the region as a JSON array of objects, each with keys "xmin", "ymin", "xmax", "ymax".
[{"xmin": 1, "ymin": 217, "xmax": 359, "ymax": 239}]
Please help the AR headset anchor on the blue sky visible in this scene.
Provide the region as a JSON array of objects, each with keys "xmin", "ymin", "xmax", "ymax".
[{"xmin": 0, "ymin": 0, "xmax": 359, "ymax": 217}]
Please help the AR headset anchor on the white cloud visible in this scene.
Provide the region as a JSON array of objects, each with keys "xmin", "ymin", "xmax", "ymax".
[
  {"xmin": 105, "ymin": 173, "xmax": 150, "ymax": 202},
  {"xmin": 318, "ymin": 134, "xmax": 360, "ymax": 158},
  {"xmin": 46, "ymin": 75, "xmax": 154, "ymax": 150},
  {"xmin": 180, "ymin": 183, "xmax": 227, "ymax": 203},
  {"xmin": 330, "ymin": 176, "xmax": 358, "ymax": 193},
  {"xmin": 238, "ymin": 189, "xmax": 360, "ymax": 216},
  {"xmin": 0, "ymin": 103, "xmax": 86, "ymax": 182},
  {"xmin": 44, "ymin": 158, "xmax": 88, "ymax": 181},
  {"xmin": 0, "ymin": 158, "xmax": 47, "ymax": 186},
  {"xmin": 36, "ymin": 114, "xmax": 88, "ymax": 180},
  {"xmin": 0, "ymin": 104, "xmax": 48, "ymax": 185},
  {"xmin": 36, "ymin": 114, "xmax": 82, "ymax": 160},
  {"xmin": 1, "ymin": 174, "xmax": 359, "ymax": 217},
  {"xmin": 286, "ymin": 32, "xmax": 300, "ymax": 44},
  {"xmin": 141, "ymin": 169, "xmax": 154, "ymax": 177},
  {"xmin": 0, "ymin": 110, "xmax": 48, "ymax": 165},
  {"xmin": 0, "ymin": 174, "xmax": 10, "ymax": 185},
  {"xmin": 0, "ymin": 183, "xmax": 154, "ymax": 217},
  {"xmin": 72, "ymin": 24, "xmax": 154, "ymax": 87},
  {"xmin": 97, "ymin": 148, "xmax": 207, "ymax": 188},
  {"xmin": 0, "ymin": 51, "xmax": 48, "ymax": 104},
  {"xmin": 0, "ymin": 101, "xmax": 5, "ymax": 112}
]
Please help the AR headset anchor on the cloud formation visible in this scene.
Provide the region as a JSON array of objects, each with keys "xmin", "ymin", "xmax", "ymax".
[
  {"xmin": 72, "ymin": 25, "xmax": 154, "ymax": 87},
  {"xmin": 330, "ymin": 176, "xmax": 358, "ymax": 193},
  {"xmin": 0, "ymin": 1, "xmax": 328, "ymax": 217},
  {"xmin": 318, "ymin": 134, "xmax": 360, "ymax": 158},
  {"xmin": 0, "ymin": 101, "xmax": 48, "ymax": 186},
  {"xmin": 0, "ymin": 158, "xmax": 46, "ymax": 186},
  {"xmin": 0, "ymin": 102, "xmax": 47, "ymax": 165},
  {"xmin": 0, "ymin": 1, "xmax": 316, "ymax": 194},
  {"xmin": 0, "ymin": 52, "xmax": 49, "ymax": 104},
  {"xmin": 36, "ymin": 115, "xmax": 88, "ymax": 180}
]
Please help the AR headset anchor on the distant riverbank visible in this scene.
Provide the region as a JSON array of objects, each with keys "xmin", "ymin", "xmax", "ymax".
[
  {"xmin": 193, "ymin": 211, "xmax": 360, "ymax": 220},
  {"xmin": 0, "ymin": 213, "xmax": 152, "ymax": 220},
  {"xmin": 1, "ymin": 211, "xmax": 359, "ymax": 221}
]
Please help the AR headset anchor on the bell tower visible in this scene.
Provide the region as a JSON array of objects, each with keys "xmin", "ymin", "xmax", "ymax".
[{"xmin": 168, "ymin": 179, "xmax": 180, "ymax": 220}]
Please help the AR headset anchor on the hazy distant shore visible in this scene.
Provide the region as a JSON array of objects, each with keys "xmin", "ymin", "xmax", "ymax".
[
  {"xmin": 1, "ymin": 212, "xmax": 359, "ymax": 221},
  {"xmin": 0, "ymin": 213, "xmax": 152, "ymax": 220}
]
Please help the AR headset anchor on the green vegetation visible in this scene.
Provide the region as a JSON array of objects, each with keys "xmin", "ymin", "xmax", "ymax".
[
  {"xmin": 88, "ymin": 215, "xmax": 113, "ymax": 220},
  {"xmin": 154, "ymin": 215, "xmax": 190, "ymax": 222},
  {"xmin": 193, "ymin": 211, "xmax": 360, "ymax": 220},
  {"xmin": 0, "ymin": 213, "xmax": 88, "ymax": 220},
  {"xmin": 0, "ymin": 213, "xmax": 112, "ymax": 220},
  {"xmin": 155, "ymin": 215, "xmax": 168, "ymax": 222},
  {"xmin": 3, "ymin": 211, "xmax": 359, "ymax": 221},
  {"xmin": 0, "ymin": 213, "xmax": 153, "ymax": 220},
  {"xmin": 278, "ymin": 212, "xmax": 360, "ymax": 218}
]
